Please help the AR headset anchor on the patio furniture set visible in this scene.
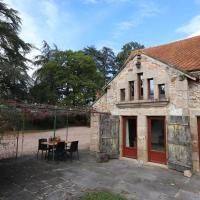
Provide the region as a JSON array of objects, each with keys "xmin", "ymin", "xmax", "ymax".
[{"xmin": 37, "ymin": 137, "xmax": 79, "ymax": 161}]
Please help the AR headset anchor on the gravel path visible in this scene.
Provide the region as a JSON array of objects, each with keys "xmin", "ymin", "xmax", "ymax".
[{"xmin": 20, "ymin": 126, "xmax": 91, "ymax": 156}]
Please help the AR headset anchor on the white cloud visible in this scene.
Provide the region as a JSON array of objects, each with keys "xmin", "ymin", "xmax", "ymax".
[
  {"xmin": 83, "ymin": 0, "xmax": 98, "ymax": 3},
  {"xmin": 118, "ymin": 21, "xmax": 138, "ymax": 30},
  {"xmin": 113, "ymin": 1, "xmax": 161, "ymax": 38},
  {"xmin": 4, "ymin": 0, "xmax": 43, "ymax": 75},
  {"xmin": 176, "ymin": 14, "xmax": 200, "ymax": 37},
  {"xmin": 138, "ymin": 1, "xmax": 161, "ymax": 17},
  {"xmin": 3, "ymin": 0, "xmax": 95, "ymax": 75},
  {"xmin": 195, "ymin": 0, "xmax": 200, "ymax": 4},
  {"xmin": 40, "ymin": 0, "xmax": 60, "ymax": 30},
  {"xmin": 4, "ymin": 0, "xmax": 65, "ymax": 45},
  {"xmin": 112, "ymin": 20, "xmax": 139, "ymax": 39},
  {"xmin": 4, "ymin": 0, "xmax": 42, "ymax": 46},
  {"xmin": 4, "ymin": 0, "xmax": 72, "ymax": 47},
  {"xmin": 96, "ymin": 40, "xmax": 119, "ymax": 52}
]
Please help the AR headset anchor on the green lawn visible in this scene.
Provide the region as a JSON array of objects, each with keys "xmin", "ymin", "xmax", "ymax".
[{"xmin": 80, "ymin": 191, "xmax": 126, "ymax": 200}]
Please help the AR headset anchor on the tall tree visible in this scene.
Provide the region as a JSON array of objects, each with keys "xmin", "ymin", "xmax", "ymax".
[
  {"xmin": 31, "ymin": 42, "xmax": 63, "ymax": 104},
  {"xmin": 34, "ymin": 40, "xmax": 58, "ymax": 66},
  {"xmin": 83, "ymin": 46, "xmax": 117, "ymax": 84},
  {"xmin": 31, "ymin": 50, "xmax": 102, "ymax": 106},
  {"xmin": 0, "ymin": 1, "xmax": 32, "ymax": 100},
  {"xmin": 31, "ymin": 60, "xmax": 61, "ymax": 104},
  {"xmin": 116, "ymin": 41, "xmax": 144, "ymax": 69}
]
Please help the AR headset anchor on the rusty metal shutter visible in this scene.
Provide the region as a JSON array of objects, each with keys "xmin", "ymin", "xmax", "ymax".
[
  {"xmin": 99, "ymin": 114, "xmax": 119, "ymax": 158},
  {"xmin": 168, "ymin": 116, "xmax": 192, "ymax": 171}
]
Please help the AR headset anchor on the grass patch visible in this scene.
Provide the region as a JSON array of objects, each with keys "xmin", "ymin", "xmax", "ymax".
[{"xmin": 80, "ymin": 191, "xmax": 126, "ymax": 200}]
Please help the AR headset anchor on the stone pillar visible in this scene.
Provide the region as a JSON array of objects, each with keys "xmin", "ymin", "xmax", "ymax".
[
  {"xmin": 154, "ymin": 83, "xmax": 159, "ymax": 100},
  {"xmin": 90, "ymin": 113, "xmax": 100, "ymax": 152},
  {"xmin": 143, "ymin": 79, "xmax": 148, "ymax": 100},
  {"xmin": 134, "ymin": 80, "xmax": 139, "ymax": 100},
  {"xmin": 119, "ymin": 116, "xmax": 123, "ymax": 157},
  {"xmin": 190, "ymin": 115, "xmax": 200, "ymax": 172},
  {"xmin": 137, "ymin": 115, "xmax": 148, "ymax": 162}
]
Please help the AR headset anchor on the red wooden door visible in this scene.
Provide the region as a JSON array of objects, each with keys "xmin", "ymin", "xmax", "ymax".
[
  {"xmin": 198, "ymin": 118, "xmax": 200, "ymax": 163},
  {"xmin": 148, "ymin": 117, "xmax": 166, "ymax": 164},
  {"xmin": 123, "ymin": 117, "xmax": 137, "ymax": 158}
]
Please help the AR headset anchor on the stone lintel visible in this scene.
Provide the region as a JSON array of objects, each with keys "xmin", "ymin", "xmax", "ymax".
[{"xmin": 116, "ymin": 99, "xmax": 169, "ymax": 108}]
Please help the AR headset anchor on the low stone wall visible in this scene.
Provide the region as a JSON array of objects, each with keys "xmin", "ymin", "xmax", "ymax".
[{"xmin": 0, "ymin": 133, "xmax": 19, "ymax": 159}]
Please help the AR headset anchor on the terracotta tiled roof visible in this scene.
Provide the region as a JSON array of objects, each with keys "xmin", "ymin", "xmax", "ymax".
[{"xmin": 127, "ymin": 35, "xmax": 200, "ymax": 72}]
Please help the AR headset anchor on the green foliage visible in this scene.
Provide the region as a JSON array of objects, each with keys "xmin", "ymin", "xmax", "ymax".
[
  {"xmin": 0, "ymin": 103, "xmax": 89, "ymax": 133},
  {"xmin": 83, "ymin": 46, "xmax": 118, "ymax": 84},
  {"xmin": 31, "ymin": 41, "xmax": 145, "ymax": 105},
  {"xmin": 0, "ymin": 1, "xmax": 32, "ymax": 100},
  {"xmin": 31, "ymin": 50, "xmax": 102, "ymax": 106},
  {"xmin": 34, "ymin": 40, "xmax": 58, "ymax": 66},
  {"xmin": 0, "ymin": 105, "xmax": 22, "ymax": 133},
  {"xmin": 0, "ymin": 61, "xmax": 30, "ymax": 100},
  {"xmin": 116, "ymin": 41, "xmax": 144, "ymax": 69},
  {"xmin": 80, "ymin": 191, "xmax": 126, "ymax": 200},
  {"xmin": 25, "ymin": 114, "xmax": 89, "ymax": 131},
  {"xmin": 83, "ymin": 43, "xmax": 144, "ymax": 84}
]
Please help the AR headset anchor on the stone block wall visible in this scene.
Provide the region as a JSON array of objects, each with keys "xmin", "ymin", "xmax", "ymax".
[
  {"xmin": 188, "ymin": 80, "xmax": 200, "ymax": 171},
  {"xmin": 0, "ymin": 132, "xmax": 21, "ymax": 159},
  {"xmin": 90, "ymin": 113, "xmax": 100, "ymax": 152},
  {"xmin": 93, "ymin": 93, "xmax": 109, "ymax": 113},
  {"xmin": 90, "ymin": 54, "xmax": 200, "ymax": 171},
  {"xmin": 137, "ymin": 115, "xmax": 148, "ymax": 162}
]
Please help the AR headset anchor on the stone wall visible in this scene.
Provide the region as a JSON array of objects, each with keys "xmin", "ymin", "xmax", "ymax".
[
  {"xmin": 188, "ymin": 80, "xmax": 200, "ymax": 171},
  {"xmin": 0, "ymin": 132, "xmax": 19, "ymax": 159},
  {"xmin": 90, "ymin": 54, "xmax": 199, "ymax": 171},
  {"xmin": 90, "ymin": 113, "xmax": 100, "ymax": 152},
  {"xmin": 93, "ymin": 93, "xmax": 109, "ymax": 113}
]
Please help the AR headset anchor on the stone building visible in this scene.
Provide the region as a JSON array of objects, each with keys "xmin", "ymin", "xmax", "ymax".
[{"xmin": 90, "ymin": 35, "xmax": 200, "ymax": 172}]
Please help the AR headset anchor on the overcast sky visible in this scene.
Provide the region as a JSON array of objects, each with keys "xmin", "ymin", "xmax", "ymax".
[{"xmin": 4, "ymin": 0, "xmax": 200, "ymax": 53}]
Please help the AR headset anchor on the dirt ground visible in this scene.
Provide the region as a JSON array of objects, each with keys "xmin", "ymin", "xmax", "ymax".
[{"xmin": 20, "ymin": 126, "xmax": 91, "ymax": 156}]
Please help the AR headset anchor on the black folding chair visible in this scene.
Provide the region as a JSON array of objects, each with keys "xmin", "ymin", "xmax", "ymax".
[
  {"xmin": 66, "ymin": 141, "xmax": 79, "ymax": 161},
  {"xmin": 37, "ymin": 138, "xmax": 48, "ymax": 159}
]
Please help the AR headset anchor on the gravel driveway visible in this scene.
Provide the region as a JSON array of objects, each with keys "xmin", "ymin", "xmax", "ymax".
[{"xmin": 20, "ymin": 126, "xmax": 91, "ymax": 156}]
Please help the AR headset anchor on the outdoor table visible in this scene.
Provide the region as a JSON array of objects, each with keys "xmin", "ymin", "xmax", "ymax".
[
  {"xmin": 41, "ymin": 140, "xmax": 71, "ymax": 146},
  {"xmin": 41, "ymin": 140, "xmax": 71, "ymax": 160}
]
